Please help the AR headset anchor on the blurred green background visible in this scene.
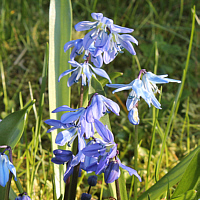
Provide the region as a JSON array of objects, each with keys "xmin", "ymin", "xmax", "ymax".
[{"xmin": 0, "ymin": 0, "xmax": 200, "ymax": 199}]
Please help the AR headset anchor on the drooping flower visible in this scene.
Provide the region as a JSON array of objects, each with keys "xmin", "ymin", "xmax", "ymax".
[
  {"xmin": 128, "ymin": 107, "xmax": 140, "ymax": 125},
  {"xmin": 142, "ymin": 71, "xmax": 181, "ymax": 95},
  {"xmin": 15, "ymin": 193, "xmax": 31, "ymax": 200},
  {"xmin": 51, "ymin": 149, "xmax": 73, "ymax": 165},
  {"xmin": 64, "ymin": 39, "xmax": 103, "ymax": 68},
  {"xmin": 86, "ymin": 93, "xmax": 120, "ymax": 122},
  {"xmin": 0, "ymin": 153, "xmax": 17, "ymax": 187},
  {"xmin": 82, "ymin": 120, "xmax": 141, "ymax": 183},
  {"xmin": 74, "ymin": 13, "xmax": 138, "ymax": 64},
  {"xmin": 87, "ymin": 175, "xmax": 98, "ymax": 186},
  {"xmin": 81, "ymin": 193, "xmax": 92, "ymax": 200},
  {"xmin": 58, "ymin": 60, "xmax": 111, "ymax": 86},
  {"xmin": 107, "ymin": 70, "xmax": 181, "ymax": 111},
  {"xmin": 107, "ymin": 70, "xmax": 181, "ymax": 125}
]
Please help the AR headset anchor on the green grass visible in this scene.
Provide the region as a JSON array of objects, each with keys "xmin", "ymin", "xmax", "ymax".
[{"xmin": 0, "ymin": 0, "xmax": 200, "ymax": 199}]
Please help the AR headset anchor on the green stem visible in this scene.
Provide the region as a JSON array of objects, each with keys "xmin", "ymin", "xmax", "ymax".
[
  {"xmin": 67, "ymin": 83, "xmax": 84, "ymax": 200},
  {"xmin": 134, "ymin": 125, "xmax": 138, "ymax": 200},
  {"xmin": 115, "ymin": 178, "xmax": 121, "ymax": 200},
  {"xmin": 5, "ymin": 173, "xmax": 12, "ymax": 200}
]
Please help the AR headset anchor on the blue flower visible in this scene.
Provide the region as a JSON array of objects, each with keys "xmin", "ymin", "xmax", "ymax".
[
  {"xmin": 0, "ymin": 153, "xmax": 17, "ymax": 187},
  {"xmin": 64, "ymin": 39, "xmax": 103, "ymax": 68},
  {"xmin": 86, "ymin": 94, "xmax": 120, "ymax": 122},
  {"xmin": 15, "ymin": 193, "xmax": 31, "ymax": 200},
  {"xmin": 64, "ymin": 39, "xmax": 84, "ymax": 60},
  {"xmin": 128, "ymin": 107, "xmax": 140, "ymax": 125},
  {"xmin": 107, "ymin": 71, "xmax": 181, "ymax": 111},
  {"xmin": 142, "ymin": 71, "xmax": 181, "ymax": 94},
  {"xmin": 81, "ymin": 193, "xmax": 91, "ymax": 200},
  {"xmin": 75, "ymin": 13, "xmax": 138, "ymax": 64},
  {"xmin": 51, "ymin": 149, "xmax": 73, "ymax": 164},
  {"xmin": 82, "ymin": 120, "xmax": 141, "ymax": 183},
  {"xmin": 58, "ymin": 60, "xmax": 111, "ymax": 86},
  {"xmin": 87, "ymin": 175, "xmax": 98, "ymax": 186}
]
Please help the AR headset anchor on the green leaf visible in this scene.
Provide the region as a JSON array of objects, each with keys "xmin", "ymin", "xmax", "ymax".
[
  {"xmin": 99, "ymin": 72, "xmax": 123, "ymax": 87},
  {"xmin": 171, "ymin": 146, "xmax": 200, "ymax": 199},
  {"xmin": 49, "ymin": 0, "xmax": 72, "ymax": 199},
  {"xmin": 171, "ymin": 190, "xmax": 197, "ymax": 200},
  {"xmin": 88, "ymin": 75, "xmax": 105, "ymax": 99},
  {"xmin": 0, "ymin": 100, "xmax": 35, "ymax": 148},
  {"xmin": 118, "ymin": 168, "xmax": 128, "ymax": 200},
  {"xmin": 0, "ymin": 186, "xmax": 5, "ymax": 200},
  {"xmin": 138, "ymin": 146, "xmax": 200, "ymax": 200},
  {"xmin": 9, "ymin": 187, "xmax": 17, "ymax": 200}
]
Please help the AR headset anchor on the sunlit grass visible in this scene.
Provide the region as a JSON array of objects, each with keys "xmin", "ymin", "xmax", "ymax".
[{"xmin": 0, "ymin": 0, "xmax": 199, "ymax": 199}]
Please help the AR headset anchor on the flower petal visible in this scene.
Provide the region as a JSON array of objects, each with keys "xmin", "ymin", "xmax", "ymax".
[
  {"xmin": 90, "ymin": 65, "xmax": 111, "ymax": 83},
  {"xmin": 58, "ymin": 68, "xmax": 78, "ymax": 82},
  {"xmin": 75, "ymin": 21, "xmax": 98, "ymax": 31}
]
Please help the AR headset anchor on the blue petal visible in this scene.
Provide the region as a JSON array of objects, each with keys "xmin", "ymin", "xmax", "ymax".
[
  {"xmin": 120, "ymin": 34, "xmax": 138, "ymax": 45},
  {"xmin": 0, "ymin": 154, "xmax": 10, "ymax": 186},
  {"xmin": 63, "ymin": 159, "xmax": 74, "ymax": 182},
  {"xmin": 87, "ymin": 95, "xmax": 104, "ymax": 120},
  {"xmin": 83, "ymin": 29, "xmax": 98, "ymax": 50},
  {"xmin": 104, "ymin": 161, "xmax": 120, "ymax": 183},
  {"xmin": 61, "ymin": 108, "xmax": 85, "ymax": 123},
  {"xmin": 118, "ymin": 35, "xmax": 137, "ymax": 55},
  {"xmin": 75, "ymin": 21, "xmax": 98, "ymax": 31},
  {"xmin": 95, "ymin": 31, "xmax": 109, "ymax": 48},
  {"xmin": 101, "ymin": 95, "xmax": 120, "ymax": 116},
  {"xmin": 96, "ymin": 155, "xmax": 109, "ymax": 175},
  {"xmin": 126, "ymin": 90, "xmax": 138, "ymax": 111},
  {"xmin": 128, "ymin": 108, "xmax": 140, "ymax": 125},
  {"xmin": 82, "ymin": 143, "xmax": 106, "ymax": 157},
  {"xmin": 145, "ymin": 72, "xmax": 181, "ymax": 84},
  {"xmin": 118, "ymin": 159, "xmax": 141, "ymax": 182},
  {"xmin": 44, "ymin": 119, "xmax": 71, "ymax": 131},
  {"xmin": 64, "ymin": 40, "xmax": 75, "ymax": 52},
  {"xmin": 58, "ymin": 68, "xmax": 78, "ymax": 82},
  {"xmin": 112, "ymin": 24, "xmax": 134, "ymax": 33},
  {"xmin": 91, "ymin": 13, "xmax": 103, "ymax": 20},
  {"xmin": 90, "ymin": 64, "xmax": 111, "ymax": 83},
  {"xmin": 82, "ymin": 63, "xmax": 93, "ymax": 84},
  {"xmin": 55, "ymin": 128, "xmax": 77, "ymax": 146},
  {"xmin": 94, "ymin": 119, "xmax": 114, "ymax": 143},
  {"xmin": 67, "ymin": 68, "xmax": 81, "ymax": 87},
  {"xmin": 91, "ymin": 54, "xmax": 103, "ymax": 68},
  {"xmin": 52, "ymin": 105, "xmax": 78, "ymax": 113}
]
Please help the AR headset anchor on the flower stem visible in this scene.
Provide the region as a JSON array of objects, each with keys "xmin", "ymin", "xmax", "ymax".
[
  {"xmin": 134, "ymin": 125, "xmax": 138, "ymax": 200},
  {"xmin": 66, "ymin": 82, "xmax": 84, "ymax": 200},
  {"xmin": 3, "ymin": 146, "xmax": 13, "ymax": 200},
  {"xmin": 115, "ymin": 178, "xmax": 121, "ymax": 200}
]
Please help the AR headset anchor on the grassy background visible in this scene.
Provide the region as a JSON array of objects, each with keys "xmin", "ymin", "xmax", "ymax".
[{"xmin": 0, "ymin": 0, "xmax": 200, "ymax": 199}]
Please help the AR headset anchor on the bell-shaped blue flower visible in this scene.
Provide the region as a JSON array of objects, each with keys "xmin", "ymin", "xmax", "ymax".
[
  {"xmin": 104, "ymin": 161, "xmax": 120, "ymax": 183},
  {"xmin": 15, "ymin": 193, "xmax": 31, "ymax": 200},
  {"xmin": 51, "ymin": 149, "xmax": 73, "ymax": 164},
  {"xmin": 128, "ymin": 107, "xmax": 140, "ymax": 125},
  {"xmin": 142, "ymin": 71, "xmax": 181, "ymax": 95},
  {"xmin": 0, "ymin": 153, "xmax": 17, "ymax": 187},
  {"xmin": 58, "ymin": 60, "xmax": 111, "ymax": 86},
  {"xmin": 81, "ymin": 193, "xmax": 91, "ymax": 200},
  {"xmin": 86, "ymin": 94, "xmax": 120, "ymax": 123},
  {"xmin": 74, "ymin": 13, "xmax": 137, "ymax": 64},
  {"xmin": 87, "ymin": 175, "xmax": 98, "ymax": 186}
]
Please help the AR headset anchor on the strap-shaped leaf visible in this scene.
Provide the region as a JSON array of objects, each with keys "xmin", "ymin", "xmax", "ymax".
[
  {"xmin": 0, "ymin": 100, "xmax": 35, "ymax": 148},
  {"xmin": 138, "ymin": 146, "xmax": 200, "ymax": 200}
]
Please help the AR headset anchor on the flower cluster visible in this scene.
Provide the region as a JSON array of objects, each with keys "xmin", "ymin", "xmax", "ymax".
[
  {"xmin": 107, "ymin": 69, "xmax": 181, "ymax": 124},
  {"xmin": 46, "ymin": 12, "xmax": 181, "ymax": 194},
  {"xmin": 60, "ymin": 13, "xmax": 138, "ymax": 86},
  {"xmin": 45, "ymin": 93, "xmax": 141, "ymax": 183}
]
